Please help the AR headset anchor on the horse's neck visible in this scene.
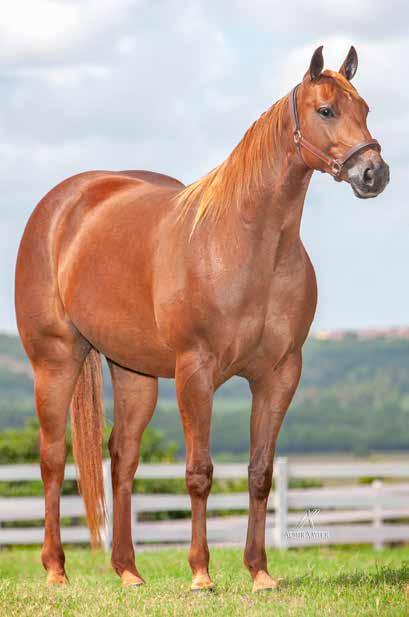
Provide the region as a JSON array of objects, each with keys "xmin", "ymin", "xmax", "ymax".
[{"xmin": 235, "ymin": 149, "xmax": 313, "ymax": 256}]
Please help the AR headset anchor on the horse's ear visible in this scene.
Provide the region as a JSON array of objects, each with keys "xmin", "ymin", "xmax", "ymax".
[
  {"xmin": 307, "ymin": 45, "xmax": 324, "ymax": 81},
  {"xmin": 339, "ymin": 46, "xmax": 358, "ymax": 81}
]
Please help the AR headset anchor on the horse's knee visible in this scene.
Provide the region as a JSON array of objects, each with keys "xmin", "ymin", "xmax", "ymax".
[
  {"xmin": 186, "ymin": 460, "xmax": 213, "ymax": 499},
  {"xmin": 248, "ymin": 462, "xmax": 273, "ymax": 501}
]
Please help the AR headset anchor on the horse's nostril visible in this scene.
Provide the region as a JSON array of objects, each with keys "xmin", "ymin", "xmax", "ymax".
[{"xmin": 363, "ymin": 167, "xmax": 375, "ymax": 186}]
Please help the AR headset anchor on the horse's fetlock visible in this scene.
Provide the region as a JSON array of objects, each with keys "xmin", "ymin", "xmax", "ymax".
[{"xmin": 41, "ymin": 545, "xmax": 65, "ymax": 571}]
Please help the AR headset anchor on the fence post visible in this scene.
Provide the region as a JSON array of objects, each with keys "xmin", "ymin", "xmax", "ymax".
[
  {"xmin": 274, "ymin": 457, "xmax": 288, "ymax": 549},
  {"xmin": 372, "ymin": 479, "xmax": 383, "ymax": 550},
  {"xmin": 101, "ymin": 459, "xmax": 113, "ymax": 552}
]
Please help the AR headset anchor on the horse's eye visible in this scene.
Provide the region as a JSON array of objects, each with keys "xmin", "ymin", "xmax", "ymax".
[{"xmin": 318, "ymin": 107, "xmax": 333, "ymax": 119}]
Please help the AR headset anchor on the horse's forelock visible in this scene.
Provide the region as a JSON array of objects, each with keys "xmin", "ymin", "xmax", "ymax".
[{"xmin": 320, "ymin": 70, "xmax": 360, "ymax": 100}]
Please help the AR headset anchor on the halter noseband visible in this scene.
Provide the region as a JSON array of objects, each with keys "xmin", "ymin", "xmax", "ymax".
[{"xmin": 289, "ymin": 83, "xmax": 381, "ymax": 181}]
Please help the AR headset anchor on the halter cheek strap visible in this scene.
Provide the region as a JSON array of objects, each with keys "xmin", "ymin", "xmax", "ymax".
[{"xmin": 289, "ymin": 83, "xmax": 381, "ymax": 181}]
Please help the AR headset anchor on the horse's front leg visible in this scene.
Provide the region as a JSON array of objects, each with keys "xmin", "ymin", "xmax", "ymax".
[
  {"xmin": 175, "ymin": 351, "xmax": 215, "ymax": 591},
  {"xmin": 244, "ymin": 350, "xmax": 302, "ymax": 593}
]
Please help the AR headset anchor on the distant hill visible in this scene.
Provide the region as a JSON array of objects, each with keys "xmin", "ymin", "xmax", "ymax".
[{"xmin": 1, "ymin": 331, "xmax": 408, "ymax": 457}]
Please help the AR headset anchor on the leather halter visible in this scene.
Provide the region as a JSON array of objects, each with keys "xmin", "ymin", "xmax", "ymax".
[{"xmin": 289, "ymin": 83, "xmax": 381, "ymax": 181}]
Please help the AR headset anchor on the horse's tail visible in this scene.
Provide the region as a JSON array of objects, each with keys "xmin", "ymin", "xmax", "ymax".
[{"xmin": 70, "ymin": 348, "xmax": 106, "ymax": 548}]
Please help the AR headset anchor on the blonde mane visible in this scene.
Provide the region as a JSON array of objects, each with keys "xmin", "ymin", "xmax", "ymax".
[
  {"xmin": 175, "ymin": 95, "xmax": 289, "ymax": 232},
  {"xmin": 175, "ymin": 71, "xmax": 359, "ymax": 233}
]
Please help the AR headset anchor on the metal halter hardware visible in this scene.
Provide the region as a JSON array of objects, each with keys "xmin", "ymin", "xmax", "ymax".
[{"xmin": 289, "ymin": 83, "xmax": 381, "ymax": 181}]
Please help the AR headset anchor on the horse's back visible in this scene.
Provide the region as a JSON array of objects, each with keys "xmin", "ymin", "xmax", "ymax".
[
  {"xmin": 17, "ymin": 168, "xmax": 184, "ymax": 263},
  {"xmin": 118, "ymin": 170, "xmax": 185, "ymax": 190},
  {"xmin": 24, "ymin": 169, "xmax": 183, "ymax": 224}
]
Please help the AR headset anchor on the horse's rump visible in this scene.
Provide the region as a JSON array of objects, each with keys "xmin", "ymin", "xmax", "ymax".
[{"xmin": 15, "ymin": 171, "xmax": 183, "ymax": 368}]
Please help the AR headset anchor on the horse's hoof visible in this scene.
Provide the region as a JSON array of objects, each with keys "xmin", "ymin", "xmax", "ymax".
[
  {"xmin": 191, "ymin": 585, "xmax": 215, "ymax": 593},
  {"xmin": 121, "ymin": 570, "xmax": 145, "ymax": 588},
  {"xmin": 191, "ymin": 572, "xmax": 214, "ymax": 592},
  {"xmin": 46, "ymin": 571, "xmax": 68, "ymax": 586},
  {"xmin": 252, "ymin": 571, "xmax": 281, "ymax": 593}
]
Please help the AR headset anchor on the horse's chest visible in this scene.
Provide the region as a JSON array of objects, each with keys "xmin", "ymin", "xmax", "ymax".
[
  {"xmin": 259, "ymin": 257, "xmax": 317, "ymax": 358},
  {"xmin": 210, "ymin": 270, "xmax": 311, "ymax": 375}
]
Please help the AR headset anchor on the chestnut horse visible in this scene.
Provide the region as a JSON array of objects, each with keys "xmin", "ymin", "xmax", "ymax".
[{"xmin": 15, "ymin": 47, "xmax": 389, "ymax": 592}]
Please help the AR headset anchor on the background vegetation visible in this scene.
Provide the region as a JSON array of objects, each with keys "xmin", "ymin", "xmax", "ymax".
[{"xmin": 1, "ymin": 332, "xmax": 408, "ymax": 460}]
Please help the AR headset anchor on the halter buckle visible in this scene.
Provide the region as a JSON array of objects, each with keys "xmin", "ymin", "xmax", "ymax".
[
  {"xmin": 331, "ymin": 160, "xmax": 342, "ymax": 177},
  {"xmin": 293, "ymin": 130, "xmax": 301, "ymax": 145}
]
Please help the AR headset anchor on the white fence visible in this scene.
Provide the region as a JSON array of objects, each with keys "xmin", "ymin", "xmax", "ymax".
[{"xmin": 1, "ymin": 458, "xmax": 409, "ymax": 550}]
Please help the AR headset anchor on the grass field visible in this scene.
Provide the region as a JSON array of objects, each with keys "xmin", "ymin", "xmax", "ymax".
[{"xmin": 0, "ymin": 546, "xmax": 408, "ymax": 616}]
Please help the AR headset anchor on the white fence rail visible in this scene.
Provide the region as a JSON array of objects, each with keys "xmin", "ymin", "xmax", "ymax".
[{"xmin": 0, "ymin": 458, "xmax": 409, "ymax": 550}]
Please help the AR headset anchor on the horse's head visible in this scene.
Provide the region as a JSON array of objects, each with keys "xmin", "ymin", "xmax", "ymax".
[{"xmin": 292, "ymin": 46, "xmax": 389, "ymax": 198}]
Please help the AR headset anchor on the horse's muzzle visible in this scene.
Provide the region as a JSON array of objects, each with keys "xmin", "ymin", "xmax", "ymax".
[{"xmin": 348, "ymin": 154, "xmax": 390, "ymax": 199}]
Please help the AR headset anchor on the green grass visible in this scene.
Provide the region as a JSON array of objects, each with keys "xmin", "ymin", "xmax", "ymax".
[{"xmin": 0, "ymin": 546, "xmax": 409, "ymax": 616}]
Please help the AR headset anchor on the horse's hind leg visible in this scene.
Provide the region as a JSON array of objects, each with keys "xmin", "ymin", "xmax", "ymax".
[
  {"xmin": 107, "ymin": 362, "xmax": 158, "ymax": 587},
  {"xmin": 32, "ymin": 334, "xmax": 89, "ymax": 584}
]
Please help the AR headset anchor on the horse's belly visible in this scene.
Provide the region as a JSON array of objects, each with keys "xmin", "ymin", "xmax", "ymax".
[
  {"xmin": 86, "ymin": 324, "xmax": 176, "ymax": 378},
  {"xmin": 65, "ymin": 295, "xmax": 176, "ymax": 377}
]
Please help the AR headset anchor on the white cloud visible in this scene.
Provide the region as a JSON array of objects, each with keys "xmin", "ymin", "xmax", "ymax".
[
  {"xmin": 0, "ymin": 1, "xmax": 408, "ymax": 331},
  {"xmin": 232, "ymin": 0, "xmax": 408, "ymax": 39},
  {"xmin": 0, "ymin": 0, "xmax": 134, "ymax": 67}
]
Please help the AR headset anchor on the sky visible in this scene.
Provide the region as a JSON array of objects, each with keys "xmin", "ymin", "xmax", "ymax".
[{"xmin": 1, "ymin": 0, "xmax": 408, "ymax": 333}]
